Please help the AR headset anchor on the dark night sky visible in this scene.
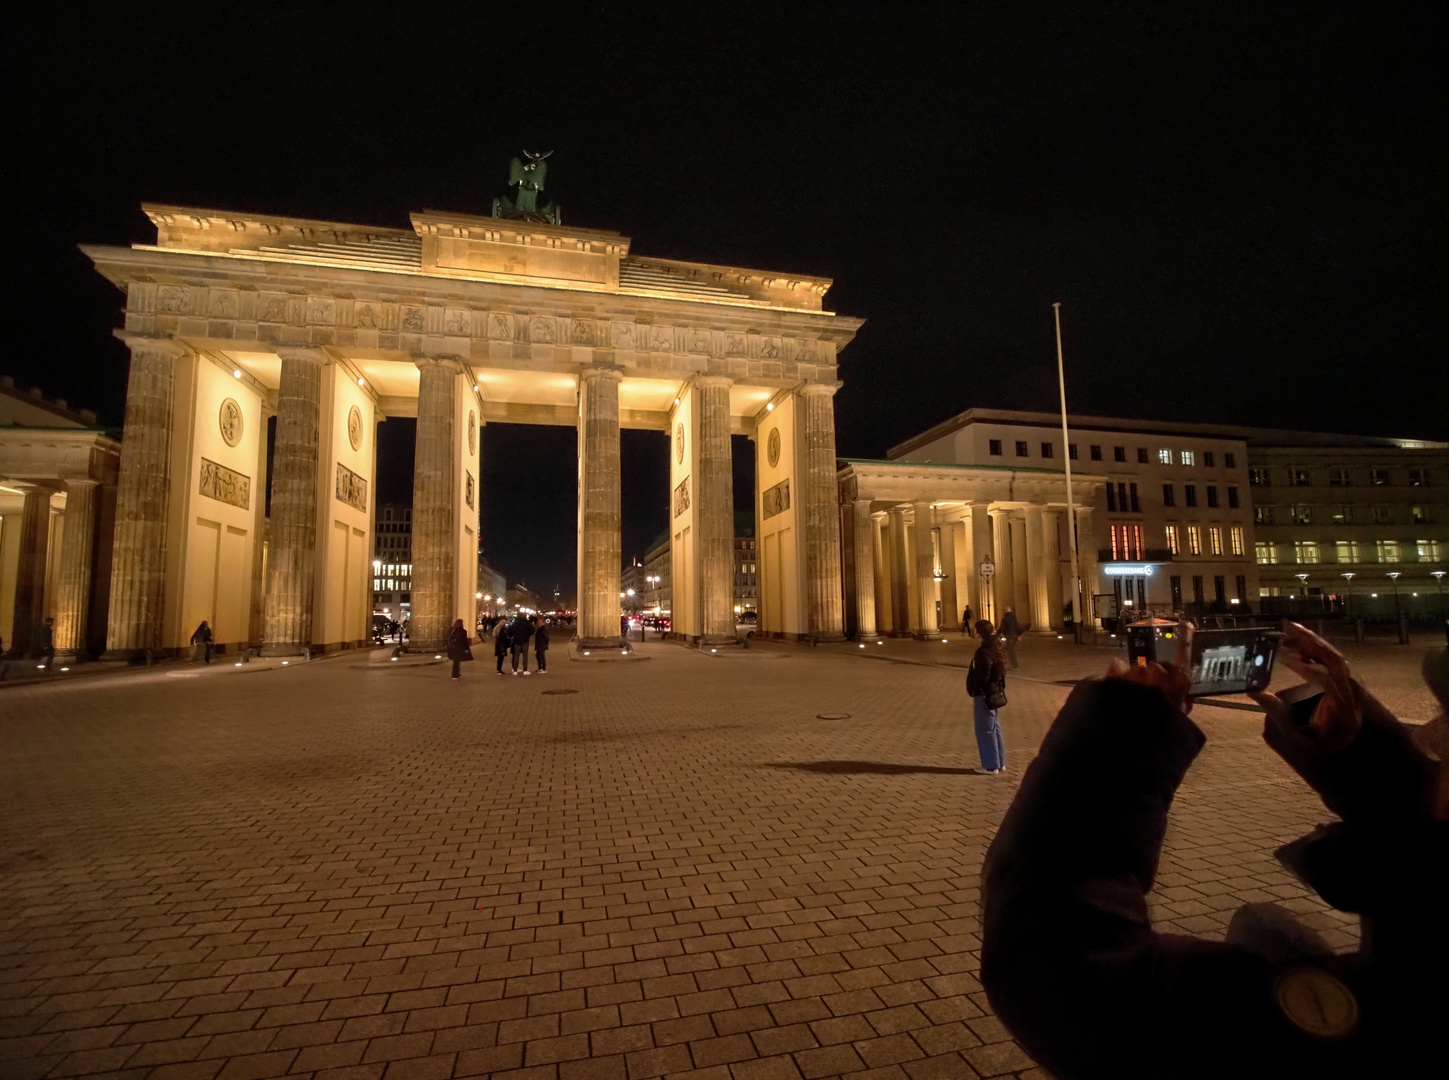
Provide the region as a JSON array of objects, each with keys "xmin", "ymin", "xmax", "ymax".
[{"xmin": 9, "ymin": 6, "xmax": 1445, "ymax": 594}]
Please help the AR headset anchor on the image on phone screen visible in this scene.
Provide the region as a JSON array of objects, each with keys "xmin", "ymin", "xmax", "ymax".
[{"xmin": 1188, "ymin": 628, "xmax": 1277, "ymax": 697}]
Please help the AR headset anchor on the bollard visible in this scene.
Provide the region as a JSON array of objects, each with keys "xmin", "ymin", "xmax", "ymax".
[
  {"xmin": 1354, "ymin": 618, "xmax": 1365, "ymax": 645},
  {"xmin": 1397, "ymin": 614, "xmax": 1409, "ymax": 646}
]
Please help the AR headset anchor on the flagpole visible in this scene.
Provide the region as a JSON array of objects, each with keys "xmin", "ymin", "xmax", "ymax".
[{"xmin": 1054, "ymin": 303, "xmax": 1083, "ymax": 638}]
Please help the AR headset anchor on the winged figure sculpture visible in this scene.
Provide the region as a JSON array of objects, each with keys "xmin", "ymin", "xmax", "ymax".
[{"xmin": 493, "ymin": 150, "xmax": 561, "ymax": 224}]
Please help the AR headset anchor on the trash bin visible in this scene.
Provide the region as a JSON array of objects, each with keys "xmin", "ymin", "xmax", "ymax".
[{"xmin": 1126, "ymin": 618, "xmax": 1182, "ymax": 668}]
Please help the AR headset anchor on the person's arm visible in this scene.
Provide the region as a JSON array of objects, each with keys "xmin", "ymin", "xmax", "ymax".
[{"xmin": 982, "ymin": 676, "xmax": 1365, "ymax": 1079}]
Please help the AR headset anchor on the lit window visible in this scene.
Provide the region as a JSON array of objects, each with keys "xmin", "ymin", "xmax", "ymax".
[
  {"xmin": 1290, "ymin": 505, "xmax": 1312, "ymax": 525},
  {"xmin": 1335, "ymin": 541, "xmax": 1359, "ymax": 564},
  {"xmin": 1209, "ymin": 527, "xmax": 1223, "ymax": 556},
  {"xmin": 1376, "ymin": 540, "xmax": 1400, "ymax": 563},
  {"xmin": 1180, "ymin": 450, "xmax": 1196, "ymax": 466},
  {"xmin": 1187, "ymin": 526, "xmax": 1202, "ymax": 555},
  {"xmin": 1255, "ymin": 541, "xmax": 1277, "ymax": 565},
  {"xmin": 1229, "ymin": 526, "xmax": 1244, "ymax": 556},
  {"xmin": 1110, "ymin": 524, "xmax": 1120, "ymax": 560},
  {"xmin": 1165, "ymin": 525, "xmax": 1180, "ymax": 555},
  {"xmin": 1158, "ymin": 449, "xmax": 1172, "ymax": 465},
  {"xmin": 1254, "ymin": 505, "xmax": 1275, "ymax": 526},
  {"xmin": 1249, "ymin": 467, "xmax": 1270, "ymax": 486},
  {"xmin": 1133, "ymin": 525, "xmax": 1144, "ymax": 560},
  {"xmin": 1418, "ymin": 540, "xmax": 1441, "ymax": 561},
  {"xmin": 1293, "ymin": 541, "xmax": 1320, "ymax": 564},
  {"xmin": 1412, "ymin": 506, "xmax": 1429, "ymax": 524}
]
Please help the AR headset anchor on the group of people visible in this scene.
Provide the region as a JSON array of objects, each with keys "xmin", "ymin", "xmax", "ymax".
[
  {"xmin": 448, "ymin": 613, "xmax": 552, "ymax": 678},
  {"xmin": 0, "ymin": 618, "xmax": 57, "ymax": 679}
]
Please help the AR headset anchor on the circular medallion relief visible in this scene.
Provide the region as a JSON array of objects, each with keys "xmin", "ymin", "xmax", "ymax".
[
  {"xmin": 468, "ymin": 411, "xmax": 477, "ymax": 455},
  {"xmin": 767, "ymin": 427, "xmax": 781, "ymax": 468},
  {"xmin": 218, "ymin": 398, "xmax": 243, "ymax": 447},
  {"xmin": 676, "ymin": 422, "xmax": 685, "ymax": 464},
  {"xmin": 347, "ymin": 405, "xmax": 363, "ymax": 451}
]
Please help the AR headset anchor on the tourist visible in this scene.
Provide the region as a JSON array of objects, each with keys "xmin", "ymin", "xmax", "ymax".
[
  {"xmin": 190, "ymin": 620, "xmax": 213, "ymax": 663},
  {"xmin": 510, "ymin": 613, "xmax": 533, "ymax": 674},
  {"xmin": 446, "ymin": 618, "xmax": 472, "ymax": 680},
  {"xmin": 966, "ymin": 619, "xmax": 1008, "ymax": 774},
  {"xmin": 979, "ymin": 624, "xmax": 1446, "ymax": 1077},
  {"xmin": 998, "ymin": 607, "xmax": 1021, "ymax": 668},
  {"xmin": 35, "ymin": 617, "xmax": 56, "ymax": 671},
  {"xmin": 962, "ymin": 603, "xmax": 974, "ymax": 637},
  {"xmin": 533, "ymin": 617, "xmax": 550, "ymax": 673},
  {"xmin": 492, "ymin": 617, "xmax": 510, "ymax": 674}
]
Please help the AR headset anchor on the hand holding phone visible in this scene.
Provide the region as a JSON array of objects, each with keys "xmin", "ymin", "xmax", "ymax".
[{"xmin": 1251, "ymin": 622, "xmax": 1362, "ymax": 754}]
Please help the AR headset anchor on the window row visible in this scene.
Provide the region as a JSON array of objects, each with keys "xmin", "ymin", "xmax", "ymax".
[
  {"xmin": 1249, "ymin": 466, "xmax": 1436, "ymax": 488},
  {"xmin": 1163, "ymin": 524, "xmax": 1245, "ymax": 558},
  {"xmin": 986, "ymin": 439, "xmax": 1235, "ymax": 470},
  {"xmin": 1166, "ymin": 573, "xmax": 1248, "ymax": 607},
  {"xmin": 1162, "ymin": 483, "xmax": 1239, "ymax": 509},
  {"xmin": 1253, "ymin": 505, "xmax": 1435, "ymax": 526},
  {"xmin": 1254, "ymin": 539, "xmax": 1442, "ymax": 565}
]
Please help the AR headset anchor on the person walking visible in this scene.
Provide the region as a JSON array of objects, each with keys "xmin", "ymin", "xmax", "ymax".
[
  {"xmin": 963, "ymin": 603, "xmax": 974, "ymax": 637},
  {"xmin": 35, "ymin": 617, "xmax": 56, "ymax": 671},
  {"xmin": 533, "ymin": 617, "xmax": 550, "ymax": 673},
  {"xmin": 492, "ymin": 616, "xmax": 510, "ymax": 674},
  {"xmin": 190, "ymin": 620, "xmax": 214, "ymax": 663},
  {"xmin": 446, "ymin": 618, "xmax": 472, "ymax": 680},
  {"xmin": 966, "ymin": 619, "xmax": 1008, "ymax": 774},
  {"xmin": 510, "ymin": 613, "xmax": 533, "ymax": 674},
  {"xmin": 998, "ymin": 607, "xmax": 1021, "ymax": 669}
]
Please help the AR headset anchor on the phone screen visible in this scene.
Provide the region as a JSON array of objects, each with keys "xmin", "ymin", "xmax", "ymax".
[{"xmin": 1188, "ymin": 628, "xmax": 1278, "ymax": 697}]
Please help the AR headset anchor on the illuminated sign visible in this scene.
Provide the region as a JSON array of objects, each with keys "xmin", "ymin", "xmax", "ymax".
[{"xmin": 1104, "ymin": 564, "xmax": 1155, "ymax": 577}]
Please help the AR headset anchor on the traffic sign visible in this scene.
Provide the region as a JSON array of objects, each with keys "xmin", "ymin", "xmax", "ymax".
[{"xmin": 980, "ymin": 561, "xmax": 996, "ymax": 578}]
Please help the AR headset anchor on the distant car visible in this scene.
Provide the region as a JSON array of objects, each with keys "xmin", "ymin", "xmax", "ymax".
[{"xmin": 736, "ymin": 611, "xmax": 758, "ymax": 637}]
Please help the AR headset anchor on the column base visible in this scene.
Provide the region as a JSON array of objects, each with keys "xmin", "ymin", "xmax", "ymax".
[
  {"xmin": 809, "ymin": 632, "xmax": 848, "ymax": 643},
  {"xmin": 576, "ymin": 636, "xmax": 628, "ymax": 651},
  {"xmin": 699, "ymin": 634, "xmax": 742, "ymax": 648},
  {"xmin": 100, "ymin": 648, "xmax": 160, "ymax": 664},
  {"xmin": 261, "ymin": 642, "xmax": 312, "ymax": 658}
]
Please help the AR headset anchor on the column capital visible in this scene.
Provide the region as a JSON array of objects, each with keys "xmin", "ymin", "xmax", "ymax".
[
  {"xmin": 579, "ymin": 364, "xmax": 623, "ymax": 384},
  {"xmin": 276, "ymin": 344, "xmax": 330, "ymax": 364},
  {"xmin": 113, "ymin": 330, "xmax": 188, "ymax": 359},
  {"xmin": 411, "ymin": 353, "xmax": 464, "ymax": 374},
  {"xmin": 798, "ymin": 381, "xmax": 838, "ymax": 399},
  {"xmin": 696, "ymin": 374, "xmax": 734, "ymax": 390}
]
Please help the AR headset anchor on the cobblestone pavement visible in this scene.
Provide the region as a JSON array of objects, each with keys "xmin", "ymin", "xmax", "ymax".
[{"xmin": 0, "ymin": 638, "xmax": 1399, "ymax": 1080}]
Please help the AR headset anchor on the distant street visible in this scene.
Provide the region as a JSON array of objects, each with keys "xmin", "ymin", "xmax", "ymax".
[{"xmin": 2, "ymin": 636, "xmax": 1435, "ymax": 1080}]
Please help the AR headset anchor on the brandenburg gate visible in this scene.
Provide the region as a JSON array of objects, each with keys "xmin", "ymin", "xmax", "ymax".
[{"xmin": 83, "ymin": 191, "xmax": 863, "ymax": 655}]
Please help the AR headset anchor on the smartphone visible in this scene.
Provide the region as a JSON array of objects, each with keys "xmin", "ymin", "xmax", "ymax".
[
  {"xmin": 1278, "ymin": 682, "xmax": 1325, "ymax": 726},
  {"xmin": 1188, "ymin": 627, "xmax": 1280, "ymax": 697}
]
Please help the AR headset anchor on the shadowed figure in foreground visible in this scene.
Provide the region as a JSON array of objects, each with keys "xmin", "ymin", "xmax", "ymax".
[{"xmin": 981, "ymin": 624, "xmax": 1446, "ymax": 1078}]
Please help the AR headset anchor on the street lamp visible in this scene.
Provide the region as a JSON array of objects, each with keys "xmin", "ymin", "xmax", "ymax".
[
  {"xmin": 1295, "ymin": 572, "xmax": 1309, "ymax": 597},
  {"xmin": 1387, "ymin": 571, "xmax": 1406, "ymax": 645}
]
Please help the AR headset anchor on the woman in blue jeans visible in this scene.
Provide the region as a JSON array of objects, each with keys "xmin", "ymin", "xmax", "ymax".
[{"xmin": 967, "ymin": 619, "xmax": 1008, "ymax": 773}]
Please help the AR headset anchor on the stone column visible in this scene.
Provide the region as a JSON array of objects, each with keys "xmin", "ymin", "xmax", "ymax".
[
  {"xmin": 6, "ymin": 485, "xmax": 54, "ymax": 658},
  {"xmin": 871, "ymin": 512, "xmax": 891, "ymax": 634},
  {"xmin": 991, "ymin": 509, "xmax": 1015, "ymax": 628},
  {"xmin": 410, "ymin": 357, "xmax": 460, "ymax": 652},
  {"xmin": 852, "ymin": 500, "xmax": 877, "ymax": 638},
  {"xmin": 1077, "ymin": 506, "xmax": 1098, "ymax": 627},
  {"xmin": 697, "ymin": 376, "xmax": 736, "ymax": 645},
  {"xmin": 1011, "ymin": 518, "xmax": 1031, "ymax": 623},
  {"xmin": 889, "ymin": 506, "xmax": 911, "ymax": 633},
  {"xmin": 262, "ymin": 346, "xmax": 325, "ymax": 655},
  {"xmin": 577, "ymin": 366, "xmax": 622, "ymax": 647},
  {"xmin": 105, "ymin": 335, "xmax": 182, "ymax": 658},
  {"xmin": 53, "ymin": 480, "xmax": 99, "ymax": 660},
  {"xmin": 966, "ymin": 503, "xmax": 989, "ymax": 624},
  {"xmin": 247, "ymin": 405, "xmax": 273, "ymax": 647},
  {"xmin": 1043, "ymin": 511, "xmax": 1064, "ymax": 630},
  {"xmin": 912, "ymin": 500, "xmax": 939, "ymax": 636},
  {"xmin": 1024, "ymin": 506, "xmax": 1053, "ymax": 632},
  {"xmin": 938, "ymin": 514, "xmax": 960, "ymax": 630},
  {"xmin": 799, "ymin": 384, "xmax": 845, "ymax": 639}
]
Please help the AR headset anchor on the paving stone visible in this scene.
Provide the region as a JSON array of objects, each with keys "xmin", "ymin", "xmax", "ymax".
[{"xmin": 0, "ymin": 640, "xmax": 1378, "ymax": 1080}]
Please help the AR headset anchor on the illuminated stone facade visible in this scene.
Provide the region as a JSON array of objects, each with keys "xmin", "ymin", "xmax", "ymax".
[{"xmin": 83, "ymin": 204, "xmax": 861, "ymax": 655}]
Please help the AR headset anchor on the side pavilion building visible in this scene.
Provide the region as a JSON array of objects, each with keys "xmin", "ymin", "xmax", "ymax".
[{"xmin": 83, "ymin": 203, "xmax": 862, "ymax": 656}]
